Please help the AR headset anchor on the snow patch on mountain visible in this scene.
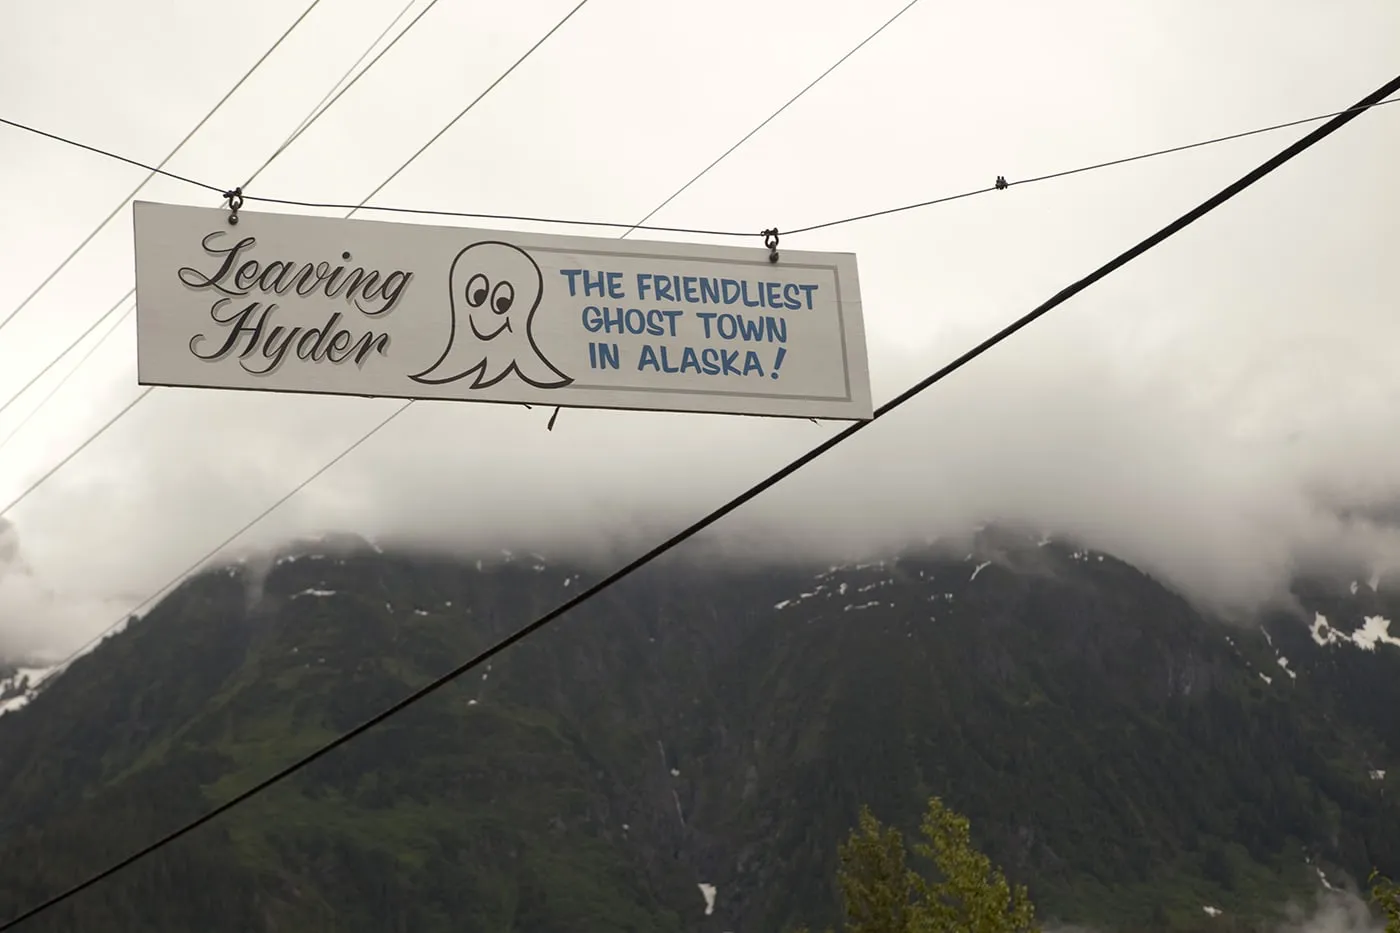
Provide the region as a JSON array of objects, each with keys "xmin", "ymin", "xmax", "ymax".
[{"xmin": 1310, "ymin": 613, "xmax": 1400, "ymax": 651}]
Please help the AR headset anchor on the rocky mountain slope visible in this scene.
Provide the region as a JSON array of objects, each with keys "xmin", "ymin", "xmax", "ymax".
[{"xmin": 0, "ymin": 529, "xmax": 1396, "ymax": 933}]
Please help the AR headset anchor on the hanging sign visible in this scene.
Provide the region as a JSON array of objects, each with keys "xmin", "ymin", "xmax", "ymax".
[{"xmin": 132, "ymin": 201, "xmax": 872, "ymax": 420}]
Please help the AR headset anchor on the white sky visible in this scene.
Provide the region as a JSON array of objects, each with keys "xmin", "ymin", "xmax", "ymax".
[{"xmin": 1, "ymin": 0, "xmax": 1398, "ymax": 658}]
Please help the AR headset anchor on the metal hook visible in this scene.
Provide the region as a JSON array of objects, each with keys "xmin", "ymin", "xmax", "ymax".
[
  {"xmin": 547, "ymin": 406, "xmax": 561, "ymax": 431},
  {"xmin": 761, "ymin": 228, "xmax": 780, "ymax": 264},
  {"xmin": 223, "ymin": 187, "xmax": 244, "ymax": 225}
]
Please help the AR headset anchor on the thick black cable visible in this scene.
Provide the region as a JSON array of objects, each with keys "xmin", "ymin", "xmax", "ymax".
[
  {"xmin": 4, "ymin": 98, "xmax": 1395, "ymax": 243},
  {"xmin": 5, "ymin": 69, "xmax": 1393, "ymax": 933}
]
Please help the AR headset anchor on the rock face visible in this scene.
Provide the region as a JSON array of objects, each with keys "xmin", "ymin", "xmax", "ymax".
[{"xmin": 0, "ymin": 530, "xmax": 1396, "ymax": 933}]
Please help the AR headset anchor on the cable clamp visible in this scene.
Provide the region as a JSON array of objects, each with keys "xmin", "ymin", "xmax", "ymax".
[
  {"xmin": 994, "ymin": 175, "xmax": 1009, "ymax": 190},
  {"xmin": 223, "ymin": 187, "xmax": 244, "ymax": 225},
  {"xmin": 761, "ymin": 228, "xmax": 780, "ymax": 264}
]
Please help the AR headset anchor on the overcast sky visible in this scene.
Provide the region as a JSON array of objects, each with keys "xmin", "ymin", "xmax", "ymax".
[{"xmin": 0, "ymin": 0, "xmax": 1398, "ymax": 659}]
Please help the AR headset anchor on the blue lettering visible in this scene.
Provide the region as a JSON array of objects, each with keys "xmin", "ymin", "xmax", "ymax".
[
  {"xmin": 558, "ymin": 269, "xmax": 582, "ymax": 296},
  {"xmin": 679, "ymin": 346, "xmax": 702, "ymax": 374},
  {"xmin": 588, "ymin": 341, "xmax": 620, "ymax": 370},
  {"xmin": 635, "ymin": 344, "xmax": 769, "ymax": 377},
  {"xmin": 582, "ymin": 306, "xmax": 682, "ymax": 336},
  {"xmin": 606, "ymin": 271, "xmax": 625, "ymax": 298},
  {"xmin": 694, "ymin": 312, "xmax": 786, "ymax": 342},
  {"xmin": 582, "ymin": 270, "xmax": 608, "ymax": 297},
  {"xmin": 629, "ymin": 275, "xmax": 820, "ymax": 310}
]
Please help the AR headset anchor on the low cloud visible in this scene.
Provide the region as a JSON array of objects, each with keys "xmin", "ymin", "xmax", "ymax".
[
  {"xmin": 0, "ymin": 519, "xmax": 132, "ymax": 662},
  {"xmin": 6, "ymin": 272, "xmax": 1400, "ymax": 659},
  {"xmin": 1276, "ymin": 889, "xmax": 1388, "ymax": 933}
]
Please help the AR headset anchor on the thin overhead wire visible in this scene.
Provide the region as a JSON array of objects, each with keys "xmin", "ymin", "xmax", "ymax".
[
  {"xmin": 0, "ymin": 0, "xmax": 327, "ymax": 340},
  {"xmin": 33, "ymin": 400, "xmax": 415, "ymax": 684},
  {"xmin": 239, "ymin": 0, "xmax": 438, "ymax": 188},
  {"xmin": 0, "ymin": 387, "xmax": 154, "ymax": 521},
  {"xmin": 6, "ymin": 70, "xmax": 1393, "ymax": 933},
  {"xmin": 0, "ymin": 292, "xmax": 134, "ymax": 426},
  {"xmin": 0, "ymin": 0, "xmax": 441, "ymax": 438},
  {"xmin": 344, "ymin": 0, "xmax": 594, "ymax": 212},
  {"xmin": 4, "ymin": 98, "xmax": 1397, "ymax": 241},
  {"xmin": 620, "ymin": 0, "xmax": 927, "ymax": 238},
  {"xmin": 0, "ymin": 304, "xmax": 134, "ymax": 456}
]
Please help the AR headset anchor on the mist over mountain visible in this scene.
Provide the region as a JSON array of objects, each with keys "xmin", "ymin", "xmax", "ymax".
[{"xmin": 0, "ymin": 526, "xmax": 1397, "ymax": 932}]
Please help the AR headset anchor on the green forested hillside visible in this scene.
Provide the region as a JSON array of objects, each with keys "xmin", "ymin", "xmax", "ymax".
[{"xmin": 0, "ymin": 531, "xmax": 1396, "ymax": 932}]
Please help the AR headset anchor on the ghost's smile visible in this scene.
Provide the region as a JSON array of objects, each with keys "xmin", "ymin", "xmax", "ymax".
[{"xmin": 469, "ymin": 315, "xmax": 512, "ymax": 341}]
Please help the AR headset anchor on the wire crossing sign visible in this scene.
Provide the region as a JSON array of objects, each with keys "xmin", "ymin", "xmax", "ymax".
[{"xmin": 132, "ymin": 201, "xmax": 873, "ymax": 420}]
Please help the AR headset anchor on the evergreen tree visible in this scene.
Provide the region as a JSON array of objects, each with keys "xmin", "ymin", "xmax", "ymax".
[
  {"xmin": 797, "ymin": 796, "xmax": 1039, "ymax": 933},
  {"xmin": 1373, "ymin": 871, "xmax": 1400, "ymax": 933}
]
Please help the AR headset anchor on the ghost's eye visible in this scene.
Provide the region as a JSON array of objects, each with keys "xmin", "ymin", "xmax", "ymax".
[
  {"xmin": 465, "ymin": 273, "xmax": 489, "ymax": 307},
  {"xmin": 490, "ymin": 280, "xmax": 515, "ymax": 315}
]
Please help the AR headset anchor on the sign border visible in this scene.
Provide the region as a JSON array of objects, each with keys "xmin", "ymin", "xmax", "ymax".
[{"xmin": 132, "ymin": 201, "xmax": 874, "ymax": 421}]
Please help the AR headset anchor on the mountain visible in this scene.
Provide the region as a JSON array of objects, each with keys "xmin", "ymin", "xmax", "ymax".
[{"xmin": 0, "ymin": 528, "xmax": 1396, "ymax": 933}]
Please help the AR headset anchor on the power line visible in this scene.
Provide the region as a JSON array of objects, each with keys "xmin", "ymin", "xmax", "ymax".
[
  {"xmin": 0, "ymin": 0, "xmax": 597, "ymax": 700},
  {"xmin": 621, "ymin": 0, "xmax": 927, "ymax": 238},
  {"xmin": 545, "ymin": 0, "xmax": 929, "ymax": 429},
  {"xmin": 35, "ymin": 401, "xmax": 415, "ymax": 685},
  {"xmin": 5, "ymin": 68, "xmax": 1394, "ymax": 933},
  {"xmin": 239, "ymin": 0, "xmax": 438, "ymax": 189},
  {"xmin": 0, "ymin": 292, "xmax": 133, "ymax": 426},
  {"xmin": 348, "ymin": 0, "xmax": 593, "ymax": 212},
  {"xmin": 0, "ymin": 387, "xmax": 154, "ymax": 521},
  {"xmin": 0, "ymin": 0, "xmax": 326, "ymax": 341},
  {"xmin": 4, "ymin": 97, "xmax": 1397, "ymax": 242},
  {"xmin": 0, "ymin": 0, "xmax": 438, "ymax": 441},
  {"xmin": 783, "ymin": 95, "xmax": 1400, "ymax": 235},
  {"xmin": 0, "ymin": 303, "xmax": 133, "ymax": 456}
]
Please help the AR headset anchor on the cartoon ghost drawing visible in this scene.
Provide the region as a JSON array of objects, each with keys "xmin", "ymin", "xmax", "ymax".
[{"xmin": 408, "ymin": 241, "xmax": 572, "ymax": 390}]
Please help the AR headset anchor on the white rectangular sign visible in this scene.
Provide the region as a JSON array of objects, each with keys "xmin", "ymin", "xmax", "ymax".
[{"xmin": 132, "ymin": 201, "xmax": 873, "ymax": 420}]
